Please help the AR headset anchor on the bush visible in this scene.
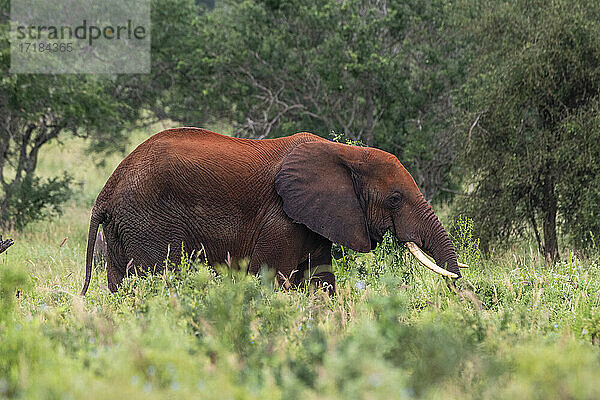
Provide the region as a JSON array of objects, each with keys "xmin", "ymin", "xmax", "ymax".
[{"xmin": 0, "ymin": 174, "xmax": 72, "ymax": 231}]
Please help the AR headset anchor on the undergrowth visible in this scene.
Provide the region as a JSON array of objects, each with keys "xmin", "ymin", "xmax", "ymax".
[
  {"xmin": 1, "ymin": 134, "xmax": 600, "ymax": 399},
  {"xmin": 2, "ymin": 216, "xmax": 600, "ymax": 399}
]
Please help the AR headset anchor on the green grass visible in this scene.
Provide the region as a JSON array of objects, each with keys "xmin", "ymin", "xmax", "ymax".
[{"xmin": 2, "ymin": 129, "xmax": 600, "ymax": 399}]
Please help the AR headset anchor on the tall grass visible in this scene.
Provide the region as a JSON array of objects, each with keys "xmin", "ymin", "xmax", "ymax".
[{"xmin": 1, "ymin": 128, "xmax": 600, "ymax": 399}]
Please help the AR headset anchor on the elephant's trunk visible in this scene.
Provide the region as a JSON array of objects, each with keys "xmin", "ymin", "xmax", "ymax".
[{"xmin": 411, "ymin": 202, "xmax": 461, "ymax": 278}]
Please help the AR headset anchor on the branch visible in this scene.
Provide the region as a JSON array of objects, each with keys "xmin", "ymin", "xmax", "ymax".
[
  {"xmin": 14, "ymin": 124, "xmax": 36, "ymax": 183},
  {"xmin": 0, "ymin": 235, "xmax": 14, "ymax": 254},
  {"xmin": 468, "ymin": 111, "xmax": 485, "ymax": 148}
]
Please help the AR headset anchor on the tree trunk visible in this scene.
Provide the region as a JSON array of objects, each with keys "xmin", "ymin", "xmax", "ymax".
[{"xmin": 541, "ymin": 177, "xmax": 559, "ymax": 264}]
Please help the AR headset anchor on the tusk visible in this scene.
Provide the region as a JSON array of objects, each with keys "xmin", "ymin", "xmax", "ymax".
[
  {"xmin": 422, "ymin": 247, "xmax": 469, "ymax": 270},
  {"xmin": 405, "ymin": 242, "xmax": 458, "ymax": 278}
]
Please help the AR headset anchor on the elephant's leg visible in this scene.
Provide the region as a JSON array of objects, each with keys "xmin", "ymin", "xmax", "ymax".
[
  {"xmin": 102, "ymin": 219, "xmax": 129, "ymax": 293},
  {"xmin": 107, "ymin": 264, "xmax": 125, "ymax": 293},
  {"xmin": 249, "ymin": 247, "xmax": 301, "ymax": 289},
  {"xmin": 249, "ymin": 224, "xmax": 307, "ymax": 288},
  {"xmin": 295, "ymin": 238, "xmax": 335, "ymax": 295},
  {"xmin": 105, "ymin": 244, "xmax": 127, "ymax": 293},
  {"xmin": 251, "ymin": 224, "xmax": 336, "ymax": 293}
]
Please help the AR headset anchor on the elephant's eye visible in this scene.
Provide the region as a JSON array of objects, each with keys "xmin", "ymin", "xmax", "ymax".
[{"xmin": 385, "ymin": 192, "xmax": 403, "ymax": 210}]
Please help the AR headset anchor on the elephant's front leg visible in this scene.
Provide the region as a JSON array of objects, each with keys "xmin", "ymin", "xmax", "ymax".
[
  {"xmin": 249, "ymin": 223, "xmax": 318, "ymax": 290},
  {"xmin": 249, "ymin": 240, "xmax": 304, "ymax": 290},
  {"xmin": 294, "ymin": 237, "xmax": 335, "ymax": 295}
]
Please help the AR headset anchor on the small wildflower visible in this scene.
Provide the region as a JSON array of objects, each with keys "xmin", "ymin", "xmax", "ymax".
[
  {"xmin": 355, "ymin": 280, "xmax": 366, "ymax": 290},
  {"xmin": 368, "ymin": 373, "xmax": 382, "ymax": 388},
  {"xmin": 0, "ymin": 378, "xmax": 8, "ymax": 394},
  {"xmin": 146, "ymin": 365, "xmax": 156, "ymax": 376}
]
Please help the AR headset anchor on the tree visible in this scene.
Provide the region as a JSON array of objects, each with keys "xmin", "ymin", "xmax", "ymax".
[
  {"xmin": 377, "ymin": 0, "xmax": 467, "ymax": 201},
  {"xmin": 168, "ymin": 0, "xmax": 465, "ymax": 201},
  {"xmin": 112, "ymin": 0, "xmax": 210, "ymax": 128},
  {"xmin": 0, "ymin": 4, "xmax": 140, "ymax": 229},
  {"xmin": 1, "ymin": 0, "xmax": 215, "ymax": 229},
  {"xmin": 203, "ymin": 0, "xmax": 409, "ymax": 145},
  {"xmin": 456, "ymin": 0, "xmax": 600, "ymax": 261}
]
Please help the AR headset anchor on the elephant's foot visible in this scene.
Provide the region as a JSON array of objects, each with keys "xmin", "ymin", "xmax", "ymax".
[{"xmin": 310, "ymin": 271, "xmax": 336, "ymax": 296}]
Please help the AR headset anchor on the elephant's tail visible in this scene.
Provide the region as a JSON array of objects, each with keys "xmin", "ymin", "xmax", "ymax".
[{"xmin": 80, "ymin": 207, "xmax": 105, "ymax": 296}]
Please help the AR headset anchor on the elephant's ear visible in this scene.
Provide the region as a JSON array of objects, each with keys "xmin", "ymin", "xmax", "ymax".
[{"xmin": 274, "ymin": 140, "xmax": 371, "ymax": 252}]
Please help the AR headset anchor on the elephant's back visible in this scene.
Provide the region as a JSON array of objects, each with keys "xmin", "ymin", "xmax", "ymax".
[
  {"xmin": 98, "ymin": 127, "xmax": 321, "ymax": 212},
  {"xmin": 93, "ymin": 128, "xmax": 324, "ymax": 268},
  {"xmin": 141, "ymin": 127, "xmax": 322, "ymax": 164}
]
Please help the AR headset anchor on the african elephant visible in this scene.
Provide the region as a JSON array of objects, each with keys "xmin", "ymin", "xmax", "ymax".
[{"xmin": 80, "ymin": 128, "xmax": 464, "ymax": 295}]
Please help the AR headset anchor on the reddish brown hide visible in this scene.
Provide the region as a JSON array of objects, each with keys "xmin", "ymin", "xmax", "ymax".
[{"xmin": 80, "ymin": 128, "xmax": 460, "ymax": 295}]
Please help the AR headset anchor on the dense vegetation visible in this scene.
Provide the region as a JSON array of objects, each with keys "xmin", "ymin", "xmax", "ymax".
[
  {"xmin": 3, "ymin": 0, "xmax": 600, "ymax": 256},
  {"xmin": 2, "ymin": 0, "xmax": 600, "ymax": 398},
  {"xmin": 1, "ymin": 133, "xmax": 600, "ymax": 399},
  {"xmin": 457, "ymin": 0, "xmax": 600, "ymax": 260}
]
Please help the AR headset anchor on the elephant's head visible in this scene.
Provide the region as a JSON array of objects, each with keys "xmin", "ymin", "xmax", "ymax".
[{"xmin": 275, "ymin": 138, "xmax": 462, "ymax": 278}]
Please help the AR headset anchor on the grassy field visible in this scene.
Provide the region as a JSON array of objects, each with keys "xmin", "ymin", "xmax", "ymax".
[{"xmin": 2, "ymin": 128, "xmax": 600, "ymax": 399}]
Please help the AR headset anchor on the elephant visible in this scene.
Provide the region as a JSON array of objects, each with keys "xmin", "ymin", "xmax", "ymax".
[{"xmin": 80, "ymin": 128, "xmax": 465, "ymax": 295}]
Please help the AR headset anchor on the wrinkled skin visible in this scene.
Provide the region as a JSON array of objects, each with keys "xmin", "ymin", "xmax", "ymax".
[{"xmin": 81, "ymin": 128, "xmax": 460, "ymax": 295}]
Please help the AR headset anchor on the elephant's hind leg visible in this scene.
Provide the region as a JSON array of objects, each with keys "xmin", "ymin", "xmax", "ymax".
[
  {"xmin": 107, "ymin": 264, "xmax": 125, "ymax": 293},
  {"xmin": 102, "ymin": 220, "xmax": 130, "ymax": 293}
]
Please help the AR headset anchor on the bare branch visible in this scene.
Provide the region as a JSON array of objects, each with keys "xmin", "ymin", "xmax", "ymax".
[
  {"xmin": 0, "ymin": 235, "xmax": 14, "ymax": 254},
  {"xmin": 468, "ymin": 111, "xmax": 485, "ymax": 148}
]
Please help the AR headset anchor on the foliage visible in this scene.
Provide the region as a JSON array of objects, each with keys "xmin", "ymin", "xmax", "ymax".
[
  {"xmin": 447, "ymin": 215, "xmax": 482, "ymax": 269},
  {"xmin": 111, "ymin": 0, "xmax": 209, "ymax": 128},
  {"xmin": 454, "ymin": 0, "xmax": 600, "ymax": 259},
  {"xmin": 0, "ymin": 1, "xmax": 141, "ymax": 229},
  {"xmin": 190, "ymin": 0, "xmax": 399, "ymax": 143},
  {"xmin": 0, "ymin": 0, "xmax": 208, "ymax": 230},
  {"xmin": 1, "ymin": 130, "xmax": 600, "ymax": 399},
  {"xmin": 165, "ymin": 0, "xmax": 464, "ymax": 201},
  {"xmin": 3, "ymin": 208, "xmax": 600, "ymax": 399},
  {"xmin": 1, "ymin": 174, "xmax": 72, "ymax": 231}
]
